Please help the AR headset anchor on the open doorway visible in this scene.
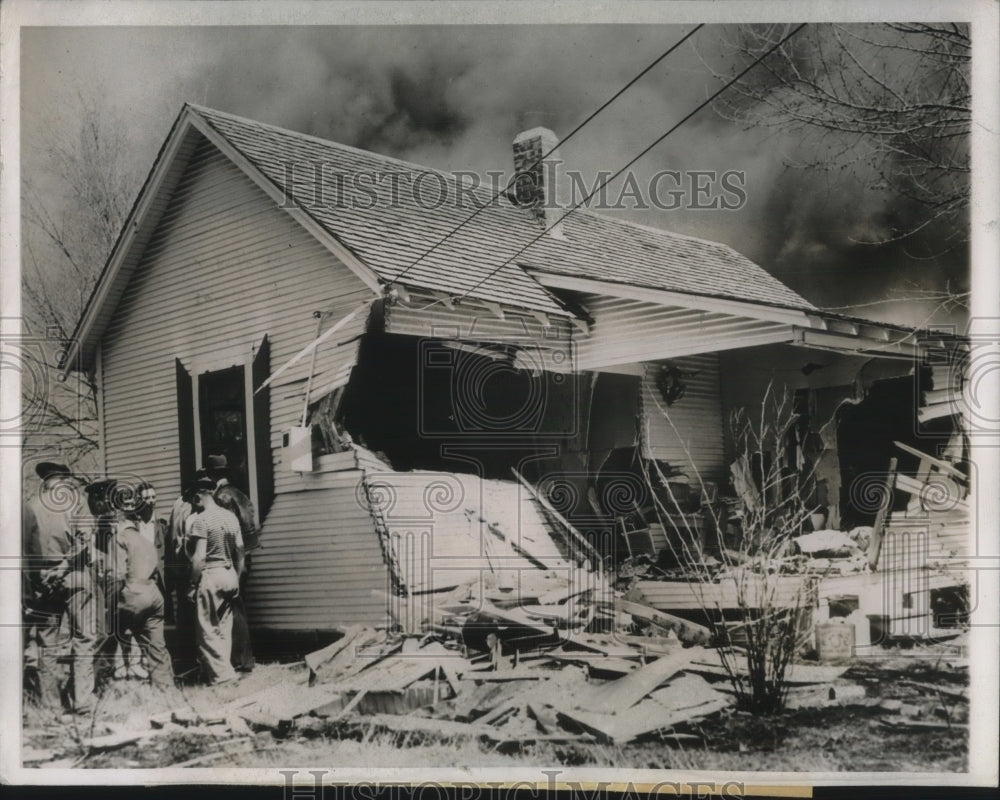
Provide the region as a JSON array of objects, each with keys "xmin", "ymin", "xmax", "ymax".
[
  {"xmin": 198, "ymin": 365, "xmax": 251, "ymax": 495},
  {"xmin": 836, "ymin": 373, "xmax": 958, "ymax": 528}
]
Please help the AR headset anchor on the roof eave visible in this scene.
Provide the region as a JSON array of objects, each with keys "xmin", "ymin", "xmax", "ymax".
[{"xmin": 61, "ymin": 105, "xmax": 389, "ymax": 378}]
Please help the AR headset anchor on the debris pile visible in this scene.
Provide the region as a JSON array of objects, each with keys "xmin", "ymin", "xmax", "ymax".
[{"xmin": 69, "ymin": 587, "xmax": 916, "ymax": 759}]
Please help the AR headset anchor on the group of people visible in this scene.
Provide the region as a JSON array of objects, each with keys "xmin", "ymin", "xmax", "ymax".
[{"xmin": 22, "ymin": 456, "xmax": 259, "ymax": 716}]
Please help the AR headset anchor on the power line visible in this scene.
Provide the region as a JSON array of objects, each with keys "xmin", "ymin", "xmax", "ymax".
[
  {"xmin": 386, "ymin": 24, "xmax": 704, "ymax": 287},
  {"xmin": 450, "ymin": 23, "xmax": 807, "ymax": 307}
]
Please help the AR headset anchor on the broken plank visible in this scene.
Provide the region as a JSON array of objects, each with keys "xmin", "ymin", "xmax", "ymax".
[
  {"xmin": 615, "ymin": 634, "xmax": 681, "ymax": 656},
  {"xmin": 900, "ymin": 679, "xmax": 968, "ymax": 701},
  {"xmin": 254, "ymin": 685, "xmax": 345, "ymax": 722},
  {"xmin": 526, "ymin": 702, "xmax": 559, "ymax": 734},
  {"xmin": 348, "ymin": 713, "xmax": 496, "ymax": 739},
  {"xmin": 572, "ymin": 646, "xmax": 704, "ymax": 714},
  {"xmin": 304, "ymin": 625, "xmax": 368, "ymax": 674},
  {"xmin": 559, "ymin": 634, "xmax": 645, "ymax": 659},
  {"xmin": 82, "ymin": 724, "xmax": 226, "ymax": 753},
  {"xmin": 22, "ymin": 748, "xmax": 58, "ymax": 764},
  {"xmin": 615, "ymin": 599, "xmax": 712, "ymax": 646},
  {"xmin": 545, "ymin": 651, "xmax": 638, "ymax": 678},
  {"xmin": 554, "ymin": 694, "xmax": 729, "ymax": 744}
]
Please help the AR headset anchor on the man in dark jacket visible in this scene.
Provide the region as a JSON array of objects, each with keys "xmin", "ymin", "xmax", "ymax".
[{"xmin": 22, "ymin": 462, "xmax": 98, "ymax": 714}]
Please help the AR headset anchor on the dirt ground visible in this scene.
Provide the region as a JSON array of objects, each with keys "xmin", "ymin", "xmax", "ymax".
[{"xmin": 21, "ymin": 639, "xmax": 969, "ymax": 773}]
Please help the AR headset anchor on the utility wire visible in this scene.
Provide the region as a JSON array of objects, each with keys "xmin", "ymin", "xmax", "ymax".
[
  {"xmin": 449, "ymin": 23, "xmax": 807, "ymax": 307},
  {"xmin": 386, "ymin": 24, "xmax": 705, "ymax": 287}
]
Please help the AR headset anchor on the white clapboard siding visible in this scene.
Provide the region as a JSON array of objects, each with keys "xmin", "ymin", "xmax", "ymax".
[
  {"xmin": 246, "ymin": 474, "xmax": 388, "ymax": 629},
  {"xmin": 572, "ymin": 293, "xmax": 792, "ymax": 370},
  {"xmin": 640, "ymin": 354, "xmax": 726, "ymax": 483},
  {"xmin": 101, "ymin": 136, "xmax": 373, "ymax": 508},
  {"xmin": 100, "ymin": 137, "xmax": 381, "ymax": 630}
]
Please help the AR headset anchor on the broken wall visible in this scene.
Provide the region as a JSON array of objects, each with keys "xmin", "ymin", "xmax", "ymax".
[{"xmin": 718, "ymin": 345, "xmax": 916, "ymax": 528}]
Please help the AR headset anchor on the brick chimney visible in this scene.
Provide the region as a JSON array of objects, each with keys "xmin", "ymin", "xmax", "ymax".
[{"xmin": 512, "ymin": 127, "xmax": 566, "ymax": 229}]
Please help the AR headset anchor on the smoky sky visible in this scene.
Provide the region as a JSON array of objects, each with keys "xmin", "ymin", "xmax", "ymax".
[{"xmin": 21, "ymin": 24, "xmax": 969, "ymax": 326}]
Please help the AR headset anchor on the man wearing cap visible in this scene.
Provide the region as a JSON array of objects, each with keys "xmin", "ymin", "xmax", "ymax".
[
  {"xmin": 110, "ymin": 484, "xmax": 176, "ymax": 692},
  {"xmin": 206, "ymin": 454, "xmax": 257, "ymax": 673},
  {"xmin": 22, "ymin": 462, "xmax": 98, "ymax": 714},
  {"xmin": 187, "ymin": 478, "xmax": 244, "ymax": 685}
]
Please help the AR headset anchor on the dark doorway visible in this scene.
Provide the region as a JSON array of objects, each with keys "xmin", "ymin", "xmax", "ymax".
[
  {"xmin": 836, "ymin": 373, "xmax": 957, "ymax": 528},
  {"xmin": 338, "ymin": 333, "xmax": 576, "ymax": 479},
  {"xmin": 199, "ymin": 365, "xmax": 250, "ymax": 494}
]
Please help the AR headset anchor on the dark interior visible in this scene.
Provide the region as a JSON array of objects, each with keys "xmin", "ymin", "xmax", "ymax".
[{"xmin": 337, "ymin": 333, "xmax": 580, "ymax": 480}]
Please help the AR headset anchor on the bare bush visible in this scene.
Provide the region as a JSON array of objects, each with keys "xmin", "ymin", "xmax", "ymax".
[{"xmin": 643, "ymin": 382, "xmax": 819, "ymax": 713}]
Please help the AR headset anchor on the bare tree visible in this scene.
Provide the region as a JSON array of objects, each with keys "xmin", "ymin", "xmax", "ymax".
[
  {"xmin": 707, "ymin": 23, "xmax": 970, "ymax": 244},
  {"xmin": 643, "ymin": 384, "xmax": 820, "ymax": 713},
  {"xmin": 21, "ymin": 92, "xmax": 140, "ymax": 469}
]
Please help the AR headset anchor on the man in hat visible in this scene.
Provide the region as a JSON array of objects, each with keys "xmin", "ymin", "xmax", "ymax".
[
  {"xmin": 186, "ymin": 477, "xmax": 244, "ymax": 685},
  {"xmin": 22, "ymin": 462, "xmax": 98, "ymax": 714},
  {"xmin": 109, "ymin": 484, "xmax": 176, "ymax": 692},
  {"xmin": 206, "ymin": 454, "xmax": 257, "ymax": 673}
]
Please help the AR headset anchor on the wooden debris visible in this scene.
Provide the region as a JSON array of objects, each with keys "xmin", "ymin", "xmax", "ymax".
[
  {"xmin": 571, "ymin": 646, "xmax": 704, "ymax": 714},
  {"xmin": 615, "ymin": 598, "xmax": 712, "ymax": 646},
  {"xmin": 304, "ymin": 624, "xmax": 367, "ymax": 675},
  {"xmin": 785, "ymin": 682, "xmax": 867, "ymax": 709},
  {"xmin": 83, "ymin": 729, "xmax": 147, "ymax": 752},
  {"xmin": 553, "ymin": 677, "xmax": 730, "ymax": 745},
  {"xmin": 900, "ymin": 679, "xmax": 968, "ymax": 701},
  {"xmin": 348, "ymin": 713, "xmax": 497, "ymax": 739},
  {"xmin": 688, "ymin": 652, "xmax": 848, "ymax": 685}
]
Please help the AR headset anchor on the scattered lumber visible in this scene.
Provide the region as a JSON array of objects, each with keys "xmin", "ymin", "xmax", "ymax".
[
  {"xmin": 553, "ymin": 675, "xmax": 729, "ymax": 744},
  {"xmin": 570, "ymin": 646, "xmax": 704, "ymax": 714},
  {"xmin": 304, "ymin": 624, "xmax": 367, "ymax": 675},
  {"xmin": 349, "ymin": 713, "xmax": 497, "ymax": 740},
  {"xmin": 899, "ymin": 679, "xmax": 969, "ymax": 701},
  {"xmin": 614, "ymin": 598, "xmax": 712, "ymax": 646},
  {"xmin": 688, "ymin": 651, "xmax": 848, "ymax": 685}
]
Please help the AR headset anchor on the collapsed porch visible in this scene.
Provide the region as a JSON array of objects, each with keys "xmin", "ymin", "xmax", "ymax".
[{"xmin": 251, "ymin": 283, "xmax": 970, "ymax": 653}]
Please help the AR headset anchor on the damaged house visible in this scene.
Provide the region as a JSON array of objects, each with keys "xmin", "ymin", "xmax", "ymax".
[{"xmin": 61, "ymin": 105, "xmax": 971, "ymax": 645}]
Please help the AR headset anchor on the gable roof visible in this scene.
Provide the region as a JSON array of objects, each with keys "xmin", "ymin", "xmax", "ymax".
[
  {"xmin": 192, "ymin": 105, "xmax": 815, "ymax": 312},
  {"xmin": 65, "ymin": 103, "xmax": 823, "ymax": 372}
]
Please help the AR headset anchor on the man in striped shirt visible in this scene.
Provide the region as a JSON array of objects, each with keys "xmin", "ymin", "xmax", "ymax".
[{"xmin": 186, "ymin": 478, "xmax": 244, "ymax": 685}]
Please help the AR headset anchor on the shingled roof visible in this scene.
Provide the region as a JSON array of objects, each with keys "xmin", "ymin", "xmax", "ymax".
[
  {"xmin": 65, "ymin": 104, "xmax": 827, "ymax": 373},
  {"xmin": 191, "ymin": 105, "xmax": 815, "ymax": 314}
]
